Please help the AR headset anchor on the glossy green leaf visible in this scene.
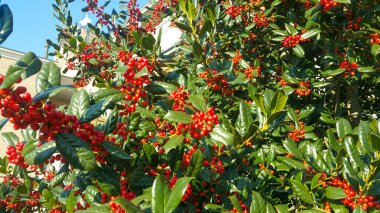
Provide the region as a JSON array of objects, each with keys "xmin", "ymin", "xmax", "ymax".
[
  {"xmin": 145, "ymin": 82, "xmax": 178, "ymax": 94},
  {"xmin": 142, "ymin": 33, "xmax": 156, "ymax": 50},
  {"xmin": 0, "ymin": 4, "xmax": 13, "ymax": 44},
  {"xmin": 325, "ymin": 186, "xmax": 347, "ymax": 199},
  {"xmin": 93, "ymin": 89, "xmax": 123, "ymax": 101},
  {"xmin": 289, "ymin": 179, "xmax": 314, "ymax": 204},
  {"xmin": 285, "ymin": 23, "xmax": 298, "ymax": 35},
  {"xmin": 193, "ymin": 40, "xmax": 202, "ymax": 57},
  {"xmin": 68, "ymin": 89, "xmax": 90, "ymax": 118},
  {"xmin": 164, "ymin": 110, "xmax": 192, "ymax": 124},
  {"xmin": 165, "ymin": 177, "xmax": 193, "ymax": 213},
  {"xmin": 36, "ymin": 62, "xmax": 61, "ymax": 93},
  {"xmin": 66, "ymin": 190, "xmax": 76, "ymax": 213},
  {"xmin": 270, "ymin": 91, "xmax": 287, "ymax": 114},
  {"xmin": 32, "ymin": 85, "xmax": 75, "ymax": 102},
  {"xmin": 55, "ymin": 133, "xmax": 96, "ymax": 170},
  {"xmin": 336, "ymin": 118, "xmax": 352, "ymax": 139},
  {"xmin": 24, "ymin": 142, "xmax": 56, "ymax": 165},
  {"xmin": 210, "ymin": 125, "xmax": 235, "ymax": 147},
  {"xmin": 235, "ymin": 100, "xmax": 253, "ymax": 138},
  {"xmin": 188, "ymin": 94, "xmax": 207, "ymax": 112},
  {"xmin": 250, "ymin": 191, "xmax": 266, "ymax": 213},
  {"xmin": 1, "ymin": 132, "xmax": 18, "ymax": 147},
  {"xmin": 283, "ymin": 139, "xmax": 303, "ymax": 159},
  {"xmin": 292, "ymin": 44, "xmax": 305, "ymax": 58},
  {"xmin": 371, "ymin": 44, "xmax": 380, "ymax": 56},
  {"xmin": 301, "ymin": 29, "xmax": 320, "ymax": 39},
  {"xmin": 163, "ymin": 135, "xmax": 184, "ymax": 154},
  {"xmin": 358, "ymin": 121, "xmax": 371, "ymax": 154},
  {"xmin": 102, "ymin": 141, "xmax": 133, "ymax": 160},
  {"xmin": 152, "ymin": 175, "xmax": 171, "ymax": 213}
]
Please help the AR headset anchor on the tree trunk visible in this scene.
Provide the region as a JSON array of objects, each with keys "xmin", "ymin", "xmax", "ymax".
[{"xmin": 345, "ymin": 85, "xmax": 361, "ymax": 126}]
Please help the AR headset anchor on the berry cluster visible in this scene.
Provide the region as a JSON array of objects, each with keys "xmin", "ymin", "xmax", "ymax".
[
  {"xmin": 80, "ymin": 41, "xmax": 111, "ymax": 67},
  {"xmin": 369, "ymin": 33, "xmax": 380, "ymax": 45},
  {"xmin": 323, "ymin": 176, "xmax": 380, "ymax": 211},
  {"xmin": 188, "ymin": 108, "xmax": 219, "ymax": 139},
  {"xmin": 243, "ymin": 66, "xmax": 261, "ymax": 79},
  {"xmin": 198, "ymin": 70, "xmax": 234, "ymax": 96},
  {"xmin": 282, "ymin": 35, "xmax": 301, "ymax": 48},
  {"xmin": 288, "ymin": 121, "xmax": 305, "ymax": 142},
  {"xmin": 169, "ymin": 86, "xmax": 190, "ymax": 111},
  {"xmin": 6, "ymin": 142, "xmax": 28, "ymax": 168},
  {"xmin": 339, "ymin": 60, "xmax": 358, "ymax": 78},
  {"xmin": 253, "ymin": 11, "xmax": 269, "ymax": 28},
  {"xmin": 295, "ymin": 80, "xmax": 311, "ymax": 96},
  {"xmin": 320, "ymin": 0, "xmax": 339, "ymax": 11},
  {"xmin": 232, "ymin": 50, "xmax": 243, "ymax": 66},
  {"xmin": 226, "ymin": 5, "xmax": 243, "ymax": 19}
]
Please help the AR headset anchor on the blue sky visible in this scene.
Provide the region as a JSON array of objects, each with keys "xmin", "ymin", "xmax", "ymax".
[{"xmin": 1, "ymin": 0, "xmax": 148, "ymax": 58}]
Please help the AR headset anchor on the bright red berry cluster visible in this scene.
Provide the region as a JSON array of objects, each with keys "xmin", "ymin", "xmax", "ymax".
[
  {"xmin": 6, "ymin": 142, "xmax": 27, "ymax": 168},
  {"xmin": 320, "ymin": 0, "xmax": 339, "ymax": 11},
  {"xmin": 282, "ymin": 35, "xmax": 301, "ymax": 48},
  {"xmin": 169, "ymin": 86, "xmax": 190, "ymax": 111},
  {"xmin": 253, "ymin": 11, "xmax": 269, "ymax": 28},
  {"xmin": 198, "ymin": 70, "xmax": 234, "ymax": 96},
  {"xmin": 295, "ymin": 80, "xmax": 311, "ymax": 96},
  {"xmin": 288, "ymin": 121, "xmax": 305, "ymax": 142},
  {"xmin": 326, "ymin": 177, "xmax": 380, "ymax": 211},
  {"xmin": 226, "ymin": 5, "xmax": 243, "ymax": 19},
  {"xmin": 339, "ymin": 60, "xmax": 358, "ymax": 78},
  {"xmin": 188, "ymin": 108, "xmax": 219, "ymax": 139},
  {"xmin": 369, "ymin": 33, "xmax": 380, "ymax": 45}
]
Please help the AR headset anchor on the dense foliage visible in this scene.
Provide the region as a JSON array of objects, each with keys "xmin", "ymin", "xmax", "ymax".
[{"xmin": 1, "ymin": 0, "xmax": 380, "ymax": 212}]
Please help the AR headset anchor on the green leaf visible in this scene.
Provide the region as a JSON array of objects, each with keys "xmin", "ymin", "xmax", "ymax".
[
  {"xmin": 277, "ymin": 156, "xmax": 304, "ymax": 169},
  {"xmin": 55, "ymin": 133, "xmax": 96, "ymax": 170},
  {"xmin": 285, "ymin": 23, "xmax": 298, "ymax": 35},
  {"xmin": 66, "ymin": 190, "xmax": 76, "ymax": 213},
  {"xmin": 24, "ymin": 142, "xmax": 56, "ymax": 165},
  {"xmin": 210, "ymin": 125, "xmax": 235, "ymax": 148},
  {"xmin": 0, "ymin": 4, "xmax": 13, "ymax": 44},
  {"xmin": 187, "ymin": 149, "xmax": 203, "ymax": 177},
  {"xmin": 145, "ymin": 82, "xmax": 178, "ymax": 94},
  {"xmin": 283, "ymin": 139, "xmax": 303, "ymax": 159},
  {"xmin": 335, "ymin": 0, "xmax": 351, "ymax": 3},
  {"xmin": 1, "ymin": 132, "xmax": 18, "ymax": 147},
  {"xmin": 164, "ymin": 110, "xmax": 192, "ymax": 124},
  {"xmin": 18, "ymin": 52, "xmax": 42, "ymax": 79},
  {"xmin": 235, "ymin": 101, "xmax": 253, "ymax": 138},
  {"xmin": 68, "ymin": 90, "xmax": 90, "ymax": 118},
  {"xmin": 371, "ymin": 44, "xmax": 380, "ymax": 56},
  {"xmin": 289, "ymin": 179, "xmax": 314, "ymax": 204},
  {"xmin": 292, "ymin": 44, "xmax": 305, "ymax": 58},
  {"xmin": 358, "ymin": 121, "xmax": 371, "ymax": 154},
  {"xmin": 250, "ymin": 191, "xmax": 266, "ymax": 213},
  {"xmin": 32, "ymin": 85, "xmax": 75, "ymax": 102},
  {"xmin": 112, "ymin": 197, "xmax": 143, "ymax": 213},
  {"xmin": 93, "ymin": 89, "xmax": 123, "ymax": 101},
  {"xmin": 174, "ymin": 21, "xmax": 192, "ymax": 33},
  {"xmin": 142, "ymin": 33, "xmax": 156, "ymax": 50},
  {"xmin": 102, "ymin": 141, "xmax": 133, "ymax": 160},
  {"xmin": 188, "ymin": 94, "xmax": 207, "ymax": 112},
  {"xmin": 229, "ymin": 195, "xmax": 243, "ymax": 213},
  {"xmin": 80, "ymin": 97, "xmax": 116, "ymax": 123},
  {"xmin": 358, "ymin": 66, "xmax": 374, "ymax": 73},
  {"xmin": 301, "ymin": 29, "xmax": 320, "ymax": 40},
  {"xmin": 336, "ymin": 118, "xmax": 352, "ymax": 139},
  {"xmin": 270, "ymin": 91, "xmax": 288, "ymax": 114},
  {"xmin": 0, "ymin": 65, "xmax": 23, "ymax": 89},
  {"xmin": 36, "ymin": 62, "xmax": 61, "ymax": 93},
  {"xmin": 325, "ymin": 186, "xmax": 347, "ymax": 199},
  {"xmin": 193, "ymin": 40, "xmax": 202, "ymax": 57},
  {"xmin": 163, "ymin": 135, "xmax": 184, "ymax": 154},
  {"xmin": 322, "ymin": 68, "xmax": 346, "ymax": 77},
  {"xmin": 48, "ymin": 164, "xmax": 68, "ymax": 188},
  {"xmin": 152, "ymin": 175, "xmax": 171, "ymax": 213},
  {"xmin": 165, "ymin": 177, "xmax": 193, "ymax": 213}
]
